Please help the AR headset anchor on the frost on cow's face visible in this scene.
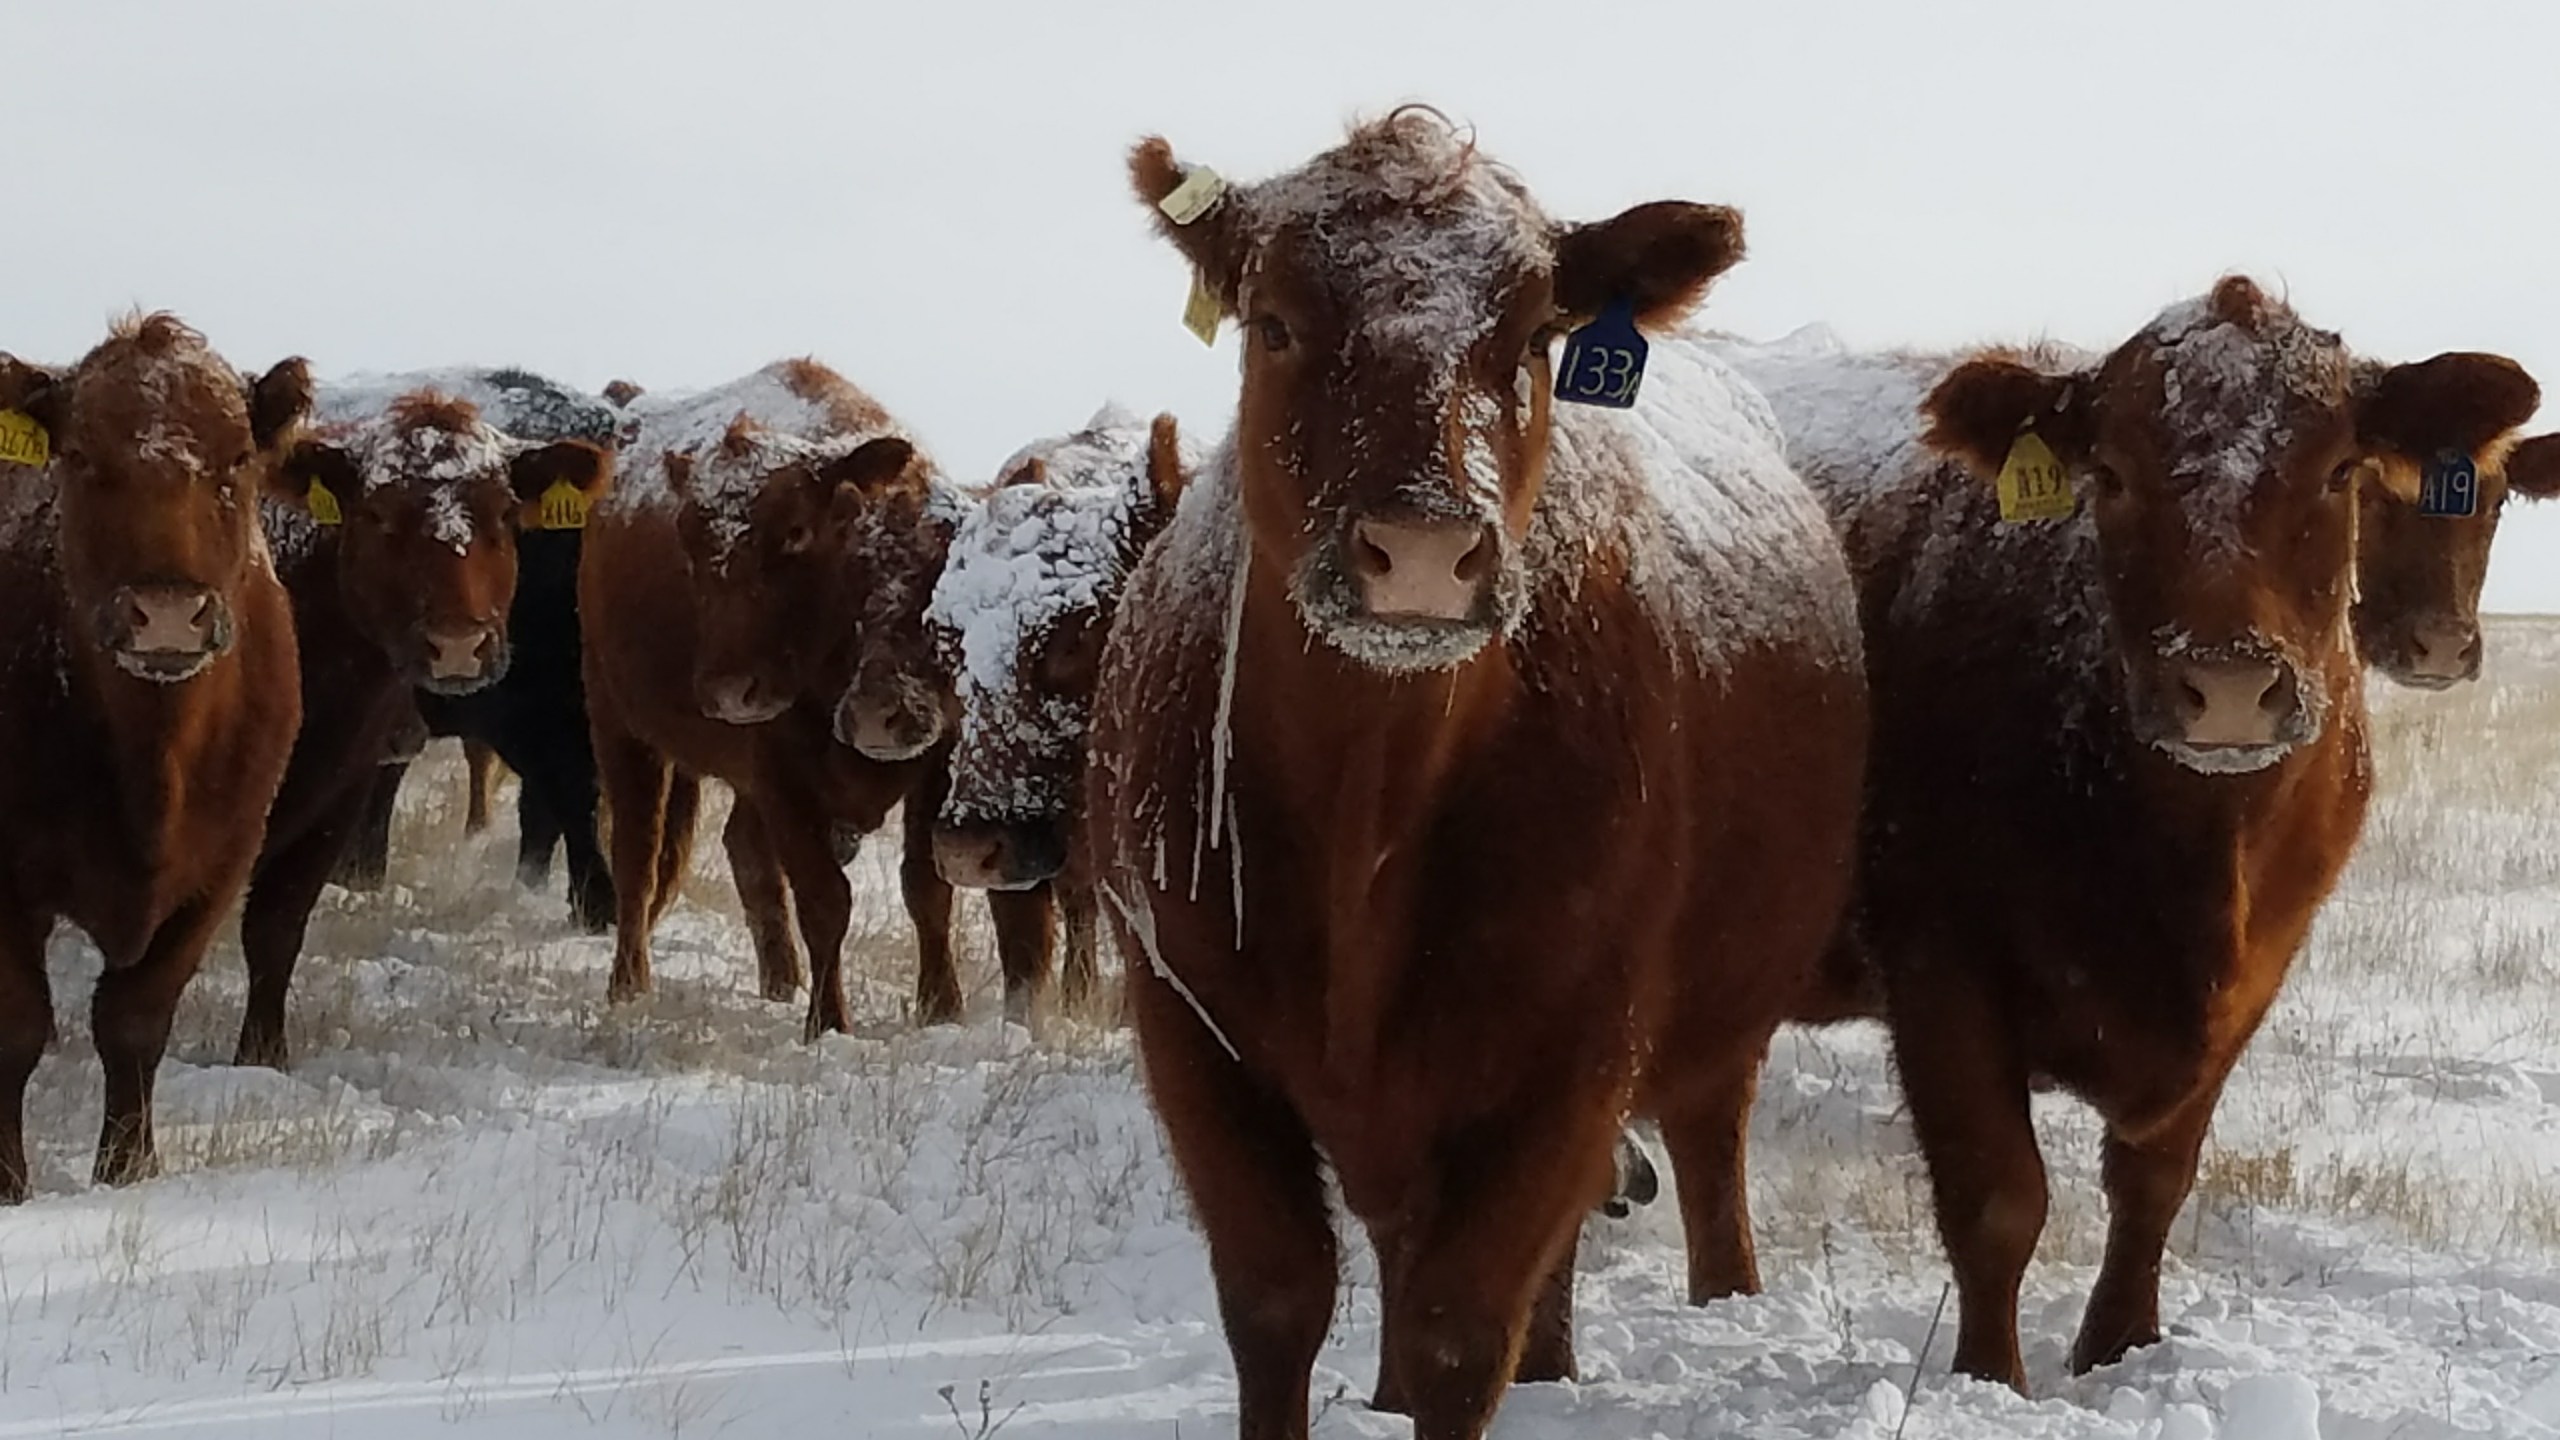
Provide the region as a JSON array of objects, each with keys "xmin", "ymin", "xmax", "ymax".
[
  {"xmin": 1128, "ymin": 108, "xmax": 1744, "ymax": 675},
  {"xmin": 1924, "ymin": 275, "xmax": 2539, "ymax": 775}
]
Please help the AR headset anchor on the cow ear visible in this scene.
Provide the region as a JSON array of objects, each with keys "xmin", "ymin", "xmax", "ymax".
[
  {"xmin": 507, "ymin": 439, "xmax": 610, "ymax": 507},
  {"xmin": 1922, "ymin": 355, "xmax": 2097, "ymax": 478},
  {"xmin": 998, "ymin": 455, "xmax": 1049, "ymax": 489},
  {"xmin": 1553, "ymin": 202, "xmax": 1745, "ymax": 330},
  {"xmin": 249, "ymin": 357, "xmax": 315, "ymax": 453},
  {"xmin": 2506, "ymin": 433, "xmax": 2560, "ymax": 499},
  {"xmin": 1130, "ymin": 137, "xmax": 1246, "ymax": 326},
  {"xmin": 0, "ymin": 355, "xmax": 65, "ymax": 440},
  {"xmin": 819, "ymin": 435, "xmax": 919, "ymax": 499},
  {"xmin": 274, "ymin": 439, "xmax": 361, "ymax": 509},
  {"xmin": 1144, "ymin": 412, "xmax": 1188, "ymax": 515},
  {"xmin": 2357, "ymin": 352, "xmax": 2540, "ymax": 463},
  {"xmin": 602, "ymin": 379, "xmax": 645, "ymax": 408}
]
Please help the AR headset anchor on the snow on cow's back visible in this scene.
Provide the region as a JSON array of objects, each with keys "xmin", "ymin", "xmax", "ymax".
[
  {"xmin": 1536, "ymin": 333, "xmax": 1863, "ymax": 678},
  {"xmin": 602, "ymin": 358, "xmax": 907, "ymax": 524},
  {"xmin": 316, "ymin": 367, "xmax": 622, "ymax": 447}
]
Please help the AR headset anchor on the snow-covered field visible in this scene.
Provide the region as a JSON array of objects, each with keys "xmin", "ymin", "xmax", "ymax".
[{"xmin": 11, "ymin": 623, "xmax": 2560, "ymax": 1439}]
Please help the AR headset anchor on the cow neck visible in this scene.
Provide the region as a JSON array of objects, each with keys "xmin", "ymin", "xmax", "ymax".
[{"xmin": 1230, "ymin": 551, "xmax": 1518, "ymax": 1084}]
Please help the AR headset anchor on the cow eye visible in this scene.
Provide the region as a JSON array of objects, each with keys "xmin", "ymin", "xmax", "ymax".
[
  {"xmin": 2084, "ymin": 460, "xmax": 2123, "ymax": 498},
  {"xmin": 1254, "ymin": 316, "xmax": 1292, "ymax": 353},
  {"xmin": 780, "ymin": 523, "xmax": 813, "ymax": 556},
  {"xmin": 2327, "ymin": 457, "xmax": 2363, "ymax": 493}
]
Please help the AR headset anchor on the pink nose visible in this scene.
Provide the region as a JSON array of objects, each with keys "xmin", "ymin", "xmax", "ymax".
[
  {"xmin": 126, "ymin": 587, "xmax": 215, "ymax": 653},
  {"xmin": 1349, "ymin": 518, "xmax": 1491, "ymax": 622},
  {"xmin": 2407, "ymin": 616, "xmax": 2480, "ymax": 681},
  {"xmin": 2168, "ymin": 659, "xmax": 2301, "ymax": 747},
  {"xmin": 424, "ymin": 626, "xmax": 492, "ymax": 682},
  {"xmin": 700, "ymin": 673, "xmax": 789, "ymax": 725}
]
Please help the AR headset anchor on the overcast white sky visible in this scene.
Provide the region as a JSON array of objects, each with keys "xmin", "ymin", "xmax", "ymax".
[{"xmin": 15, "ymin": 1, "xmax": 2559, "ymax": 606}]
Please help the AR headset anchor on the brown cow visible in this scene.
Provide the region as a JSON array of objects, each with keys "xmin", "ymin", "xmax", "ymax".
[
  {"xmin": 1763, "ymin": 278, "xmax": 2534, "ymax": 1390},
  {"xmin": 2355, "ymin": 428, "xmax": 2560, "ymax": 686},
  {"xmin": 582, "ymin": 360, "xmax": 1051, "ymax": 1036},
  {"xmin": 1092, "ymin": 113, "xmax": 1868, "ymax": 1440},
  {"xmin": 0, "ymin": 315, "xmax": 312, "ymax": 1198},
  {"xmin": 233, "ymin": 390, "xmax": 609, "ymax": 1068},
  {"xmin": 924, "ymin": 406, "xmax": 1192, "ymax": 1011}
]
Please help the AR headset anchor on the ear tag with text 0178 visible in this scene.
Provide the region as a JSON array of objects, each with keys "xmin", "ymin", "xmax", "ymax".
[
  {"xmin": 2418, "ymin": 450, "xmax": 2478, "ymax": 518},
  {"xmin": 1995, "ymin": 430, "xmax": 2075, "ymax": 523},
  {"xmin": 0, "ymin": 411, "xmax": 48, "ymax": 468},
  {"xmin": 1554, "ymin": 299, "xmax": 1647, "ymax": 408}
]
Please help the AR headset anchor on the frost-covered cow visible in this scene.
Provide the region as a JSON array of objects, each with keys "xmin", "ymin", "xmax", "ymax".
[
  {"xmin": 924, "ymin": 405, "xmax": 1193, "ymax": 1013},
  {"xmin": 0, "ymin": 316, "xmax": 311, "ymax": 1195},
  {"xmin": 235, "ymin": 387, "xmax": 609, "ymax": 1068},
  {"xmin": 580, "ymin": 359, "xmax": 1052, "ymax": 1035},
  {"xmin": 1722, "ymin": 278, "xmax": 2535, "ymax": 1390},
  {"xmin": 1090, "ymin": 111, "xmax": 1867, "ymax": 1439},
  {"xmin": 331, "ymin": 368, "xmax": 627, "ymax": 930}
]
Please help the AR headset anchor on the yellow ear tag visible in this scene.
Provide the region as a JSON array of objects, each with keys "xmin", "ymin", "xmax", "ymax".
[
  {"xmin": 306, "ymin": 478, "xmax": 344, "ymax": 526},
  {"xmin": 0, "ymin": 410, "xmax": 49, "ymax": 468},
  {"xmin": 1182, "ymin": 269, "xmax": 1223, "ymax": 347},
  {"xmin": 1156, "ymin": 165, "xmax": 1227, "ymax": 226},
  {"xmin": 1996, "ymin": 430, "xmax": 2075, "ymax": 523},
  {"xmin": 535, "ymin": 478, "xmax": 591, "ymax": 531}
]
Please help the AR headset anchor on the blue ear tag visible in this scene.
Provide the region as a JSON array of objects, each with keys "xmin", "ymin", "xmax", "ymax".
[
  {"xmin": 2418, "ymin": 450, "xmax": 2479, "ymax": 518},
  {"xmin": 1554, "ymin": 299, "xmax": 1648, "ymax": 408}
]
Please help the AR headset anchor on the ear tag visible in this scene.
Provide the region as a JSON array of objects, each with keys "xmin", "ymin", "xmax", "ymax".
[
  {"xmin": 1157, "ymin": 166, "xmax": 1227, "ymax": 226},
  {"xmin": 2418, "ymin": 449, "xmax": 2478, "ymax": 518},
  {"xmin": 1181, "ymin": 269, "xmax": 1223, "ymax": 347},
  {"xmin": 1555, "ymin": 300, "xmax": 1648, "ymax": 409},
  {"xmin": 535, "ymin": 478, "xmax": 592, "ymax": 531},
  {"xmin": 306, "ymin": 478, "xmax": 344, "ymax": 526},
  {"xmin": 1995, "ymin": 430, "xmax": 2075, "ymax": 523},
  {"xmin": 0, "ymin": 410, "xmax": 48, "ymax": 468}
]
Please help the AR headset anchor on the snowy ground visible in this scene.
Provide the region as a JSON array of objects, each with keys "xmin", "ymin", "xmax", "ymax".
[{"xmin": 10, "ymin": 625, "xmax": 2560, "ymax": 1439}]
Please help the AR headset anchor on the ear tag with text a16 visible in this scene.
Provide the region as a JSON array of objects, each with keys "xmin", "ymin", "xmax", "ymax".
[
  {"xmin": 0, "ymin": 411, "xmax": 48, "ymax": 468},
  {"xmin": 535, "ymin": 478, "xmax": 591, "ymax": 531},
  {"xmin": 1995, "ymin": 430, "xmax": 2075, "ymax": 523},
  {"xmin": 2418, "ymin": 450, "xmax": 2478, "ymax": 518},
  {"xmin": 1554, "ymin": 299, "xmax": 1647, "ymax": 408},
  {"xmin": 306, "ymin": 479, "xmax": 344, "ymax": 526}
]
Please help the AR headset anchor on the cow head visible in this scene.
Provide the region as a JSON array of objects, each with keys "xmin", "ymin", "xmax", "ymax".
[
  {"xmin": 1924, "ymin": 276, "xmax": 2538, "ymax": 773},
  {"xmin": 927, "ymin": 411, "xmax": 1189, "ymax": 889},
  {"xmin": 1129, "ymin": 108, "xmax": 1743, "ymax": 673},
  {"xmin": 7, "ymin": 314, "xmax": 311, "ymax": 682},
  {"xmin": 2355, "ymin": 430, "xmax": 2560, "ymax": 688},
  {"xmin": 279, "ymin": 392, "xmax": 608, "ymax": 694},
  {"xmin": 831, "ymin": 457, "xmax": 965, "ymax": 763},
  {"xmin": 667, "ymin": 419, "xmax": 916, "ymax": 726}
]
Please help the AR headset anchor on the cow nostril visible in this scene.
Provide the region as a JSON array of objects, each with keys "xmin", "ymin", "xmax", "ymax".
[
  {"xmin": 1353, "ymin": 525, "xmax": 1394, "ymax": 578},
  {"xmin": 2178, "ymin": 678, "xmax": 2208, "ymax": 715},
  {"xmin": 1451, "ymin": 529, "xmax": 1490, "ymax": 582}
]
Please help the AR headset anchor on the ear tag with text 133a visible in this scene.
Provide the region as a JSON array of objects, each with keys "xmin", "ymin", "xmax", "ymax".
[
  {"xmin": 1554, "ymin": 299, "xmax": 1647, "ymax": 408},
  {"xmin": 1995, "ymin": 430, "xmax": 2075, "ymax": 523},
  {"xmin": 2418, "ymin": 450, "xmax": 2478, "ymax": 518}
]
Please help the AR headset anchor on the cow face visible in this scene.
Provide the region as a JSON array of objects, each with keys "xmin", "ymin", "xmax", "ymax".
[
  {"xmin": 831, "ymin": 459, "xmax": 961, "ymax": 762},
  {"xmin": 1130, "ymin": 109, "xmax": 1743, "ymax": 674},
  {"xmin": 925, "ymin": 413, "xmax": 1187, "ymax": 889},
  {"xmin": 668, "ymin": 421, "xmax": 914, "ymax": 726},
  {"xmin": 5, "ymin": 314, "xmax": 311, "ymax": 682},
  {"xmin": 280, "ymin": 393, "xmax": 608, "ymax": 695},
  {"xmin": 1925, "ymin": 276, "xmax": 2538, "ymax": 773},
  {"xmin": 2355, "ymin": 431, "xmax": 2560, "ymax": 688}
]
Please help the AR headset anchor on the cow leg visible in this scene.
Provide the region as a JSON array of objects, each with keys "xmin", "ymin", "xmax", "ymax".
[
  {"xmin": 514, "ymin": 776, "xmax": 563, "ymax": 891},
  {"xmin": 593, "ymin": 726, "xmax": 670, "ymax": 1002},
  {"xmin": 1131, "ymin": 965, "xmax": 1336, "ymax": 1440},
  {"xmin": 648, "ymin": 772, "xmax": 701, "ymax": 931},
  {"xmin": 1654, "ymin": 1047, "xmax": 1769, "ymax": 1302},
  {"xmin": 95, "ymin": 894, "xmax": 227, "ymax": 1186},
  {"xmin": 0, "ymin": 908, "xmax": 52, "ymax": 1204},
  {"xmin": 988, "ymin": 883, "xmax": 1054, "ymax": 1027},
  {"xmin": 235, "ymin": 791, "xmax": 367, "ymax": 1070},
  {"xmin": 1058, "ymin": 880, "xmax": 1101, "ymax": 1014},
  {"xmin": 898, "ymin": 782, "xmax": 961, "ymax": 1026},
  {"xmin": 722, "ymin": 799, "xmax": 803, "ymax": 1002},
  {"xmin": 463, "ymin": 738, "xmax": 501, "ymax": 834},
  {"xmin": 2071, "ymin": 1092, "xmax": 2219, "ymax": 1374},
  {"xmin": 1890, "ymin": 966, "xmax": 2045, "ymax": 1392},
  {"xmin": 332, "ymin": 763, "xmax": 402, "ymax": 893},
  {"xmin": 537, "ymin": 739, "xmax": 614, "ymax": 935},
  {"xmin": 759, "ymin": 792, "xmax": 855, "ymax": 1040}
]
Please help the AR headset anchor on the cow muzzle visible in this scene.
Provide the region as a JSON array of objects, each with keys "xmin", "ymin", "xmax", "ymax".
[
  {"xmin": 1348, "ymin": 515, "xmax": 1496, "ymax": 623},
  {"xmin": 103, "ymin": 584, "xmax": 234, "ymax": 682},
  {"xmin": 2394, "ymin": 614, "xmax": 2481, "ymax": 689},
  {"xmin": 834, "ymin": 674, "xmax": 946, "ymax": 761},
  {"xmin": 933, "ymin": 817, "xmax": 1066, "ymax": 891},
  {"xmin": 420, "ymin": 623, "xmax": 509, "ymax": 695},
  {"xmin": 2143, "ymin": 637, "xmax": 2321, "ymax": 773},
  {"xmin": 697, "ymin": 671, "xmax": 791, "ymax": 726}
]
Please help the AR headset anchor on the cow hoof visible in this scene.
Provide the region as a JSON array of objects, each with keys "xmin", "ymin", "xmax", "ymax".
[
  {"xmin": 758, "ymin": 977, "xmax": 801, "ymax": 1004},
  {"xmin": 606, "ymin": 973, "xmax": 652, "ymax": 1004},
  {"xmin": 231, "ymin": 1037, "xmax": 291, "ymax": 1071}
]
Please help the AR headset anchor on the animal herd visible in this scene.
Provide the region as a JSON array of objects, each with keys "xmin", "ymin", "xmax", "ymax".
[{"xmin": 5, "ymin": 107, "xmax": 2558, "ymax": 1440}]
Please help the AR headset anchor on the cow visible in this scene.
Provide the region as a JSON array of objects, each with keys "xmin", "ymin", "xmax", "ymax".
[
  {"xmin": 582, "ymin": 359, "xmax": 1052, "ymax": 1037},
  {"xmin": 232, "ymin": 388, "xmax": 609, "ymax": 1068},
  {"xmin": 923, "ymin": 405, "xmax": 1194, "ymax": 1012},
  {"xmin": 2355, "ymin": 426, "xmax": 2560, "ymax": 687},
  {"xmin": 0, "ymin": 315, "xmax": 311, "ymax": 1197},
  {"xmin": 329, "ymin": 368, "xmax": 625, "ymax": 930},
  {"xmin": 1731, "ymin": 278, "xmax": 2535, "ymax": 1391},
  {"xmin": 1091, "ymin": 111, "xmax": 1868, "ymax": 1440}
]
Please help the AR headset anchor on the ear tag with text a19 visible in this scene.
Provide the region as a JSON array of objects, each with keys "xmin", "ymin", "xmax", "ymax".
[
  {"xmin": 1995, "ymin": 430, "xmax": 2075, "ymax": 523},
  {"xmin": 1554, "ymin": 299, "xmax": 1647, "ymax": 408},
  {"xmin": 0, "ymin": 410, "xmax": 48, "ymax": 468},
  {"xmin": 2418, "ymin": 450, "xmax": 2478, "ymax": 518},
  {"xmin": 536, "ymin": 478, "xmax": 591, "ymax": 531},
  {"xmin": 306, "ymin": 479, "xmax": 344, "ymax": 526}
]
